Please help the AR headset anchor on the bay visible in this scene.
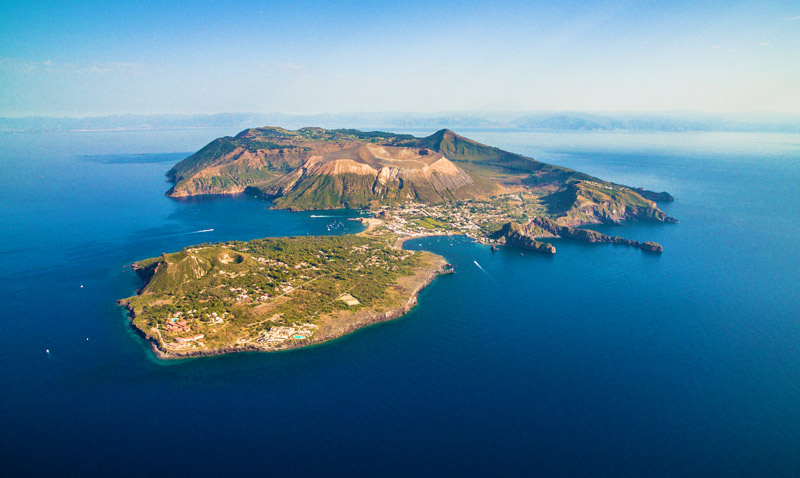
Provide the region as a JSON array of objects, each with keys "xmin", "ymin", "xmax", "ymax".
[{"xmin": 1, "ymin": 129, "xmax": 799, "ymax": 476}]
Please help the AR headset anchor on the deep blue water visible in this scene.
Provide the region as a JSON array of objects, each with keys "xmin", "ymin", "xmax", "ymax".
[{"xmin": 1, "ymin": 130, "xmax": 799, "ymax": 476}]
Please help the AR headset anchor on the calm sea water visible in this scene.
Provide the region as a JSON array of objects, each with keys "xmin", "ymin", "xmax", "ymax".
[{"xmin": 1, "ymin": 129, "xmax": 799, "ymax": 476}]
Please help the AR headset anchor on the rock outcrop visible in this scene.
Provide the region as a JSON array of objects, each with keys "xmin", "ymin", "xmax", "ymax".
[
  {"xmin": 491, "ymin": 216, "xmax": 664, "ymax": 254},
  {"xmin": 640, "ymin": 241, "xmax": 664, "ymax": 252},
  {"xmin": 634, "ymin": 188, "xmax": 675, "ymax": 203},
  {"xmin": 489, "ymin": 222, "xmax": 556, "ymax": 254}
]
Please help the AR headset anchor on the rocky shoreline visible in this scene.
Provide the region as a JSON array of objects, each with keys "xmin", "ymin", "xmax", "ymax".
[{"xmin": 490, "ymin": 216, "xmax": 665, "ymax": 254}]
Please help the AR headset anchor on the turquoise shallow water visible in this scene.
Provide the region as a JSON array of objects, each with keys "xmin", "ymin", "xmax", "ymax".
[{"xmin": 1, "ymin": 130, "xmax": 799, "ymax": 476}]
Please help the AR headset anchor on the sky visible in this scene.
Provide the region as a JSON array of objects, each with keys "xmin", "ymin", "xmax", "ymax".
[{"xmin": 0, "ymin": 0, "xmax": 798, "ymax": 117}]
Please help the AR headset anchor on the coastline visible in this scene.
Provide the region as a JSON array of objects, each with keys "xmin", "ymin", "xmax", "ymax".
[
  {"xmin": 121, "ymin": 251, "xmax": 449, "ymax": 360},
  {"xmin": 393, "ymin": 233, "xmax": 463, "ymax": 250}
]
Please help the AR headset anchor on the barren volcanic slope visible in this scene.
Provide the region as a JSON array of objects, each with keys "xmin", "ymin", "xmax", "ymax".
[
  {"xmin": 166, "ymin": 127, "xmax": 417, "ymax": 197},
  {"xmin": 260, "ymin": 144, "xmax": 479, "ymax": 209},
  {"xmin": 166, "ymin": 126, "xmax": 674, "ymax": 224}
]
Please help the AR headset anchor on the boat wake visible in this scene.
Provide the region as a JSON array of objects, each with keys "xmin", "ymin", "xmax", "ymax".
[
  {"xmin": 473, "ymin": 260, "xmax": 495, "ymax": 281},
  {"xmin": 187, "ymin": 229, "xmax": 214, "ymax": 234}
]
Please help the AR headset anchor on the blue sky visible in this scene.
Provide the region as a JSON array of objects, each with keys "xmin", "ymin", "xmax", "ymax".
[{"xmin": 1, "ymin": 0, "xmax": 798, "ymax": 116}]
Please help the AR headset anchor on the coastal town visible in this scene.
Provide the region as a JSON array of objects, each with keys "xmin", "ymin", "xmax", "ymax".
[{"xmin": 369, "ymin": 194, "xmax": 547, "ymax": 242}]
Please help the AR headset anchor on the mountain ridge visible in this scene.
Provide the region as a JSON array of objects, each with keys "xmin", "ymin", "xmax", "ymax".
[
  {"xmin": 165, "ymin": 126, "xmax": 676, "ymax": 226},
  {"xmin": 4, "ymin": 111, "xmax": 798, "ymax": 133}
]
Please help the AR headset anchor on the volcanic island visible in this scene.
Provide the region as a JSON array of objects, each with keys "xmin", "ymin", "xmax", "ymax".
[{"xmin": 120, "ymin": 127, "xmax": 676, "ymax": 358}]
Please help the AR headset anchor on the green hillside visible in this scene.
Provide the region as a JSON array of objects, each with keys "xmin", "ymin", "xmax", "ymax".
[{"xmin": 119, "ymin": 234, "xmax": 443, "ymax": 357}]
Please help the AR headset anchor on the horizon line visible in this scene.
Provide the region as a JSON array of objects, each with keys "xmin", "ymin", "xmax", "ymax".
[{"xmin": 2, "ymin": 109, "xmax": 799, "ymax": 120}]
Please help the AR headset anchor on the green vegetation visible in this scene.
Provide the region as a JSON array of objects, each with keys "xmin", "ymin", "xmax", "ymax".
[
  {"xmin": 541, "ymin": 181, "xmax": 674, "ymax": 226},
  {"xmin": 119, "ymin": 235, "xmax": 439, "ymax": 357},
  {"xmin": 413, "ymin": 217, "xmax": 445, "ymax": 229},
  {"xmin": 272, "ymin": 173, "xmax": 388, "ymax": 210},
  {"xmin": 166, "ymin": 137, "xmax": 238, "ymax": 183},
  {"xmin": 411, "ymin": 128, "xmax": 596, "ymax": 189}
]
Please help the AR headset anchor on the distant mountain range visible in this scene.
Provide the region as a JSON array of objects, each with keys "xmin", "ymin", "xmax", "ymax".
[{"xmin": 1, "ymin": 111, "xmax": 798, "ymax": 133}]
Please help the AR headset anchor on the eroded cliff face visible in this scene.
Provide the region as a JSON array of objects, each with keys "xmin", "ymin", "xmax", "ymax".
[
  {"xmin": 489, "ymin": 222, "xmax": 557, "ymax": 254},
  {"xmin": 255, "ymin": 144, "xmax": 480, "ymax": 210},
  {"xmin": 165, "ymin": 127, "xmax": 413, "ymax": 198},
  {"xmin": 166, "ymin": 142, "xmax": 365, "ymax": 197}
]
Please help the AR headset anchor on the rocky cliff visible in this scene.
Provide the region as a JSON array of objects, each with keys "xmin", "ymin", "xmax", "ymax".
[
  {"xmin": 489, "ymin": 222, "xmax": 557, "ymax": 254},
  {"xmin": 491, "ymin": 216, "xmax": 664, "ymax": 254},
  {"xmin": 166, "ymin": 127, "xmax": 416, "ymax": 198}
]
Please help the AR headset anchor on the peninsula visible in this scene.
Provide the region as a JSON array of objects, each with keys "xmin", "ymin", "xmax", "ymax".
[
  {"xmin": 121, "ymin": 126, "xmax": 676, "ymax": 357},
  {"xmin": 119, "ymin": 235, "xmax": 449, "ymax": 358}
]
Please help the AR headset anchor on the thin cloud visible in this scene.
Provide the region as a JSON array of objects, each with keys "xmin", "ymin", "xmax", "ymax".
[
  {"xmin": 0, "ymin": 57, "xmax": 144, "ymax": 75},
  {"xmin": 75, "ymin": 62, "xmax": 144, "ymax": 74},
  {"xmin": 277, "ymin": 63, "xmax": 307, "ymax": 72},
  {"xmin": 257, "ymin": 63, "xmax": 309, "ymax": 74},
  {"xmin": 787, "ymin": 15, "xmax": 800, "ymax": 20},
  {"xmin": 760, "ymin": 42, "xmax": 770, "ymax": 47}
]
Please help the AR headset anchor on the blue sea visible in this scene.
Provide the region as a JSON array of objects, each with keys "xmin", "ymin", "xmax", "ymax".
[{"xmin": 1, "ymin": 129, "xmax": 799, "ymax": 476}]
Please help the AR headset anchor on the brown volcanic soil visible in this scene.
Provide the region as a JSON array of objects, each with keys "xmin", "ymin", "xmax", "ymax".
[{"xmin": 303, "ymin": 144, "xmax": 468, "ymax": 176}]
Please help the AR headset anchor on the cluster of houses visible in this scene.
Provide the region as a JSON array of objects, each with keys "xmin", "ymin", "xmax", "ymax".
[
  {"xmin": 164, "ymin": 311, "xmax": 191, "ymax": 333},
  {"xmin": 228, "ymin": 285, "xmax": 273, "ymax": 304},
  {"xmin": 229, "ymin": 286, "xmax": 250, "ymax": 302},
  {"xmin": 280, "ymin": 283, "xmax": 295, "ymax": 294},
  {"xmin": 580, "ymin": 180, "xmax": 620, "ymax": 191},
  {"xmin": 254, "ymin": 256, "xmax": 288, "ymax": 268},
  {"xmin": 163, "ymin": 308, "xmax": 230, "ymax": 334},
  {"xmin": 207, "ymin": 311, "xmax": 226, "ymax": 325},
  {"xmin": 375, "ymin": 196, "xmax": 536, "ymax": 240},
  {"xmin": 256, "ymin": 324, "xmax": 316, "ymax": 345}
]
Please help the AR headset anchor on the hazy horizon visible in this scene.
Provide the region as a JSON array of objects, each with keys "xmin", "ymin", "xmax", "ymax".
[
  {"xmin": 2, "ymin": 109, "xmax": 798, "ymax": 134},
  {"xmin": 2, "ymin": 108, "xmax": 800, "ymax": 121}
]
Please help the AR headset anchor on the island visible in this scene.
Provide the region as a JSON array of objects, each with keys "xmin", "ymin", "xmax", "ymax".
[
  {"xmin": 121, "ymin": 126, "xmax": 677, "ymax": 357},
  {"xmin": 165, "ymin": 127, "xmax": 675, "ymax": 224}
]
